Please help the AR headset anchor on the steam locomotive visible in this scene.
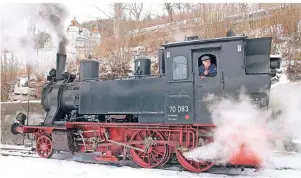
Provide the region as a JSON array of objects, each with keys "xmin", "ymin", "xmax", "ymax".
[{"xmin": 11, "ymin": 31, "xmax": 281, "ymax": 173}]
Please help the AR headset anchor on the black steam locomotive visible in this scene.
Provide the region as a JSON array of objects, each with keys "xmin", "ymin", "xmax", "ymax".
[{"xmin": 12, "ymin": 31, "xmax": 281, "ymax": 173}]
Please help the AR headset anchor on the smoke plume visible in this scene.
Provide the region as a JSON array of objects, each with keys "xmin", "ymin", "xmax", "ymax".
[
  {"xmin": 183, "ymin": 82, "xmax": 301, "ymax": 167},
  {"xmin": 0, "ymin": 3, "xmax": 69, "ymax": 73}
]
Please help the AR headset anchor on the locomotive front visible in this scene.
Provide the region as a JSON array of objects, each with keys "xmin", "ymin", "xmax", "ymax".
[{"xmin": 12, "ymin": 41, "xmax": 79, "ymax": 131}]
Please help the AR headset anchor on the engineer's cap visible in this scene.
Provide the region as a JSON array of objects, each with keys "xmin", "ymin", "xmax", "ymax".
[{"xmin": 201, "ymin": 55, "xmax": 210, "ymax": 61}]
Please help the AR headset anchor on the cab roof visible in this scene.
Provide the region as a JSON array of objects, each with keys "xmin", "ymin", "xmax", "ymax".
[{"xmin": 161, "ymin": 36, "xmax": 248, "ymax": 48}]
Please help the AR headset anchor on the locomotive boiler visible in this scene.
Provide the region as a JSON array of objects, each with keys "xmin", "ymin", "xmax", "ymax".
[{"xmin": 11, "ymin": 31, "xmax": 281, "ymax": 173}]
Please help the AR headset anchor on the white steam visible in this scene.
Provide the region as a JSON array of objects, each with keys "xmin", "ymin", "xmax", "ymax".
[
  {"xmin": 269, "ymin": 82, "xmax": 301, "ymax": 142},
  {"xmin": 183, "ymin": 82, "xmax": 301, "ymax": 167},
  {"xmin": 0, "ymin": 3, "xmax": 69, "ymax": 74},
  {"xmin": 184, "ymin": 91, "xmax": 273, "ymax": 165}
]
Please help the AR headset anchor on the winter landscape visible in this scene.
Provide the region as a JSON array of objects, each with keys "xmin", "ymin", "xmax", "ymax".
[{"xmin": 1, "ymin": 2, "xmax": 301, "ymax": 178}]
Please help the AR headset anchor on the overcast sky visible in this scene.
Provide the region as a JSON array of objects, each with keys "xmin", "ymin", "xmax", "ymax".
[{"xmin": 63, "ymin": 3, "xmax": 166, "ymax": 23}]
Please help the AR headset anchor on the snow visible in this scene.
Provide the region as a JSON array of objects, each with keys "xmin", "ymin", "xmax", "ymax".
[{"xmin": 1, "ymin": 146, "xmax": 301, "ymax": 178}]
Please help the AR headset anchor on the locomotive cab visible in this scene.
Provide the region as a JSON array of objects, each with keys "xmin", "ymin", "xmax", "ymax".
[{"xmin": 160, "ymin": 32, "xmax": 281, "ymax": 124}]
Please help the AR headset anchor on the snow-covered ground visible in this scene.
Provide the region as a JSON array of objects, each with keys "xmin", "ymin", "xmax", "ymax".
[{"xmin": 1, "ymin": 145, "xmax": 301, "ymax": 178}]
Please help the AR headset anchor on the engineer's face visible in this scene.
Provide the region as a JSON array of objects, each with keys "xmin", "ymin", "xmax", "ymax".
[{"xmin": 202, "ymin": 60, "xmax": 211, "ymax": 68}]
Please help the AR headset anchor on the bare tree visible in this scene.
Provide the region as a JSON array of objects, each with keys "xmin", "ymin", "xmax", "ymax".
[
  {"xmin": 1, "ymin": 52, "xmax": 20, "ymax": 101},
  {"xmin": 126, "ymin": 3, "xmax": 144, "ymax": 21},
  {"xmin": 93, "ymin": 3, "xmax": 115, "ymax": 19},
  {"xmin": 94, "ymin": 5, "xmax": 145, "ymax": 79},
  {"xmin": 164, "ymin": 3, "xmax": 174, "ymax": 22}
]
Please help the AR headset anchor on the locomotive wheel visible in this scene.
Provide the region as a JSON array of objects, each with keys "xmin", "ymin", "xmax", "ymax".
[
  {"xmin": 176, "ymin": 150, "xmax": 214, "ymax": 173},
  {"xmin": 130, "ymin": 130, "xmax": 169, "ymax": 168},
  {"xmin": 176, "ymin": 135, "xmax": 214, "ymax": 173},
  {"xmin": 36, "ymin": 135, "xmax": 54, "ymax": 158}
]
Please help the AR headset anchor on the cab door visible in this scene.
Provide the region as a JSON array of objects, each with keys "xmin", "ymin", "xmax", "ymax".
[
  {"xmin": 193, "ymin": 48, "xmax": 223, "ymax": 124},
  {"xmin": 164, "ymin": 47, "xmax": 194, "ymax": 124}
]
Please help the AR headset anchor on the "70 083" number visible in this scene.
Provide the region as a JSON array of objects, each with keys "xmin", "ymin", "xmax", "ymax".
[{"xmin": 169, "ymin": 105, "xmax": 189, "ymax": 113}]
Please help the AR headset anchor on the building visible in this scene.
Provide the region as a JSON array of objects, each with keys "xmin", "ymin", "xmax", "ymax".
[
  {"xmin": 66, "ymin": 17, "xmax": 101, "ymax": 50},
  {"xmin": 9, "ymin": 87, "xmax": 38, "ymax": 102},
  {"xmin": 91, "ymin": 24, "xmax": 101, "ymax": 45}
]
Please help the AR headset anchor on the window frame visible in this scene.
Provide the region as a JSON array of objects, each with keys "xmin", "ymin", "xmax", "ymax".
[{"xmin": 172, "ymin": 55, "xmax": 188, "ymax": 80}]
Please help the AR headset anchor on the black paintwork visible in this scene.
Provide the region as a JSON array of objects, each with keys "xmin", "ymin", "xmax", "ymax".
[
  {"xmin": 134, "ymin": 57, "xmax": 151, "ymax": 75},
  {"xmin": 39, "ymin": 34, "xmax": 281, "ymax": 126}
]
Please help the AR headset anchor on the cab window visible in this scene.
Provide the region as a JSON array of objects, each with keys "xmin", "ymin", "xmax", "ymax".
[
  {"xmin": 173, "ymin": 56, "xmax": 188, "ymax": 80},
  {"xmin": 198, "ymin": 54, "xmax": 217, "ymax": 77}
]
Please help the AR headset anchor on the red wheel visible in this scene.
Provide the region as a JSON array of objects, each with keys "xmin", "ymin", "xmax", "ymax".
[
  {"xmin": 176, "ymin": 150, "xmax": 214, "ymax": 173},
  {"xmin": 130, "ymin": 130, "xmax": 169, "ymax": 168},
  {"xmin": 36, "ymin": 135, "xmax": 54, "ymax": 158},
  {"xmin": 176, "ymin": 132, "xmax": 214, "ymax": 173}
]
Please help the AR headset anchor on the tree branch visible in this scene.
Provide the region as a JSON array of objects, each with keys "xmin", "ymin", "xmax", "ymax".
[{"xmin": 93, "ymin": 4, "xmax": 113, "ymax": 18}]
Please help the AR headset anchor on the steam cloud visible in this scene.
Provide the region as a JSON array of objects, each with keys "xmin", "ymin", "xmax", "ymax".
[
  {"xmin": 0, "ymin": 3, "xmax": 69, "ymax": 73},
  {"xmin": 183, "ymin": 82, "xmax": 301, "ymax": 168},
  {"xmin": 38, "ymin": 3, "xmax": 69, "ymax": 54}
]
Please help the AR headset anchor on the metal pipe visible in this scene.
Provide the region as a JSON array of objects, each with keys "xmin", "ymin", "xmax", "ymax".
[{"xmin": 56, "ymin": 53, "xmax": 66, "ymax": 78}]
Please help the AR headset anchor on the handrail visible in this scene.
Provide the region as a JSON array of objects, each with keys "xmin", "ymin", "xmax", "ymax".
[{"xmin": 80, "ymin": 74, "xmax": 165, "ymax": 82}]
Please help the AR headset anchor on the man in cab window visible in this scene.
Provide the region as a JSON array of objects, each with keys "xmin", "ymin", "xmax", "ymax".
[{"xmin": 199, "ymin": 55, "xmax": 217, "ymax": 80}]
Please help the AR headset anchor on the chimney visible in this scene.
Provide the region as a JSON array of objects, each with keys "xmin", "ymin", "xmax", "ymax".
[{"xmin": 56, "ymin": 40, "xmax": 67, "ymax": 78}]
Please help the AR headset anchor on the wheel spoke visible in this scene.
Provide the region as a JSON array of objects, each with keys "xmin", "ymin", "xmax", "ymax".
[
  {"xmin": 195, "ymin": 162, "xmax": 200, "ymax": 169},
  {"xmin": 152, "ymin": 149, "xmax": 164, "ymax": 156},
  {"xmin": 138, "ymin": 132, "xmax": 144, "ymax": 140},
  {"xmin": 150, "ymin": 153, "xmax": 159, "ymax": 163},
  {"xmin": 37, "ymin": 139, "xmax": 43, "ymax": 145},
  {"xmin": 147, "ymin": 155, "xmax": 151, "ymax": 165},
  {"xmin": 149, "ymin": 131, "xmax": 155, "ymax": 137}
]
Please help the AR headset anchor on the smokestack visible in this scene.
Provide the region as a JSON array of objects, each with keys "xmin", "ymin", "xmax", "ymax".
[{"xmin": 56, "ymin": 40, "xmax": 67, "ymax": 78}]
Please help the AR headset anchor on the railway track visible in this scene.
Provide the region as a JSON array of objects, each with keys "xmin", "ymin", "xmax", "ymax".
[{"xmin": 1, "ymin": 145, "xmax": 299, "ymax": 177}]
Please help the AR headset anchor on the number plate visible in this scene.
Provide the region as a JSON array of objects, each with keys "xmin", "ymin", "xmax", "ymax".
[
  {"xmin": 169, "ymin": 105, "xmax": 189, "ymax": 113},
  {"xmin": 165, "ymin": 93, "xmax": 192, "ymax": 122}
]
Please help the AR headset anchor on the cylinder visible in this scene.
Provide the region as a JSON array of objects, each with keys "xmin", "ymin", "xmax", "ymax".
[
  {"xmin": 134, "ymin": 57, "xmax": 151, "ymax": 75},
  {"xmin": 79, "ymin": 59, "xmax": 100, "ymax": 81}
]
